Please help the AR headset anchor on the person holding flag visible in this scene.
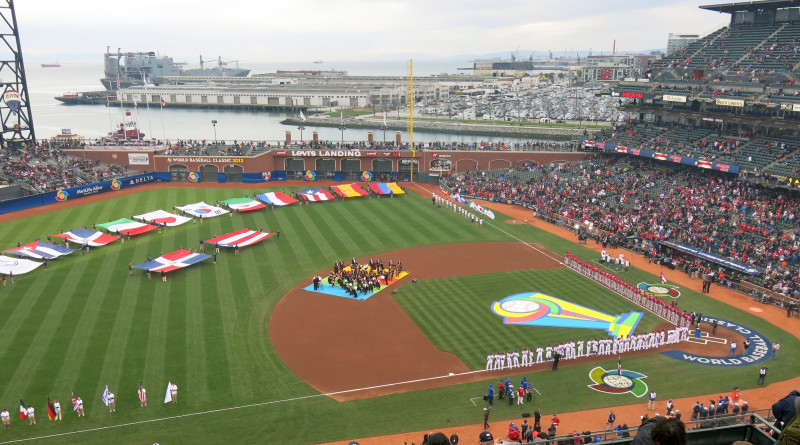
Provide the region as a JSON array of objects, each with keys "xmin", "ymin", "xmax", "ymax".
[
  {"xmin": 164, "ymin": 381, "xmax": 178, "ymax": 403},
  {"xmin": 47, "ymin": 398, "xmax": 56, "ymax": 421},
  {"xmin": 138, "ymin": 382, "xmax": 147, "ymax": 407},
  {"xmin": 660, "ymin": 272, "xmax": 667, "ymax": 284},
  {"xmin": 53, "ymin": 399, "xmax": 62, "ymax": 421},
  {"xmin": 26, "ymin": 405, "xmax": 35, "ymax": 425},
  {"xmin": 1, "ymin": 408, "xmax": 9, "ymax": 429}
]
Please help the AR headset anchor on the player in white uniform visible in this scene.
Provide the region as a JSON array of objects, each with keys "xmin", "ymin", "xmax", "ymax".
[
  {"xmin": 535, "ymin": 346, "xmax": 544, "ymax": 364},
  {"xmin": 545, "ymin": 345, "xmax": 553, "ymax": 362},
  {"xmin": 521, "ymin": 348, "xmax": 529, "ymax": 367},
  {"xmin": 486, "ymin": 353, "xmax": 495, "ymax": 371},
  {"xmin": 512, "ymin": 349, "xmax": 520, "ymax": 369}
]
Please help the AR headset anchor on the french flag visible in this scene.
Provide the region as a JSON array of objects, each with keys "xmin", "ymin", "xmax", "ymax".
[
  {"xmin": 133, "ymin": 249, "xmax": 211, "ymax": 273},
  {"xmin": 4, "ymin": 241, "xmax": 75, "ymax": 259},
  {"xmin": 256, "ymin": 192, "xmax": 299, "ymax": 206}
]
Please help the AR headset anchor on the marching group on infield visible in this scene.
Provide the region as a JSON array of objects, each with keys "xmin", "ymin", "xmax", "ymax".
[{"xmin": 313, "ymin": 257, "xmax": 404, "ymax": 297}]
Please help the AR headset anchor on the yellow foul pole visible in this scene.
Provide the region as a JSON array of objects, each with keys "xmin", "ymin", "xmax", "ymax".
[{"xmin": 407, "ymin": 59, "xmax": 414, "ymax": 182}]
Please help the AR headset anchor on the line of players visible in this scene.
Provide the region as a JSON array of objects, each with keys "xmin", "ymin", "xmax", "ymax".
[
  {"xmin": 485, "ymin": 325, "xmax": 691, "ymax": 371},
  {"xmin": 565, "ymin": 253, "xmax": 691, "ymax": 328}
]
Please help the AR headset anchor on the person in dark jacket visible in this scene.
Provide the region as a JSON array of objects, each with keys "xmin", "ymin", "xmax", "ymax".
[{"xmin": 772, "ymin": 389, "xmax": 800, "ymax": 431}]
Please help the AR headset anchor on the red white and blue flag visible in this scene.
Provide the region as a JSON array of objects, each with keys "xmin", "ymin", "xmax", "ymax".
[
  {"xmin": 19, "ymin": 399, "xmax": 26, "ymax": 419},
  {"xmin": 71, "ymin": 392, "xmax": 78, "ymax": 412},
  {"xmin": 255, "ymin": 192, "xmax": 299, "ymax": 206},
  {"xmin": 4, "ymin": 241, "xmax": 75, "ymax": 259},
  {"xmin": 133, "ymin": 249, "xmax": 211, "ymax": 273},
  {"xmin": 133, "ymin": 210, "xmax": 192, "ymax": 227},
  {"xmin": 295, "ymin": 188, "xmax": 334, "ymax": 202},
  {"xmin": 660, "ymin": 272, "xmax": 667, "ymax": 284},
  {"xmin": 138, "ymin": 383, "xmax": 147, "ymax": 405},
  {"xmin": 52, "ymin": 228, "xmax": 120, "ymax": 247},
  {"xmin": 206, "ymin": 229, "xmax": 274, "ymax": 248},
  {"xmin": 176, "ymin": 202, "xmax": 229, "ymax": 219}
]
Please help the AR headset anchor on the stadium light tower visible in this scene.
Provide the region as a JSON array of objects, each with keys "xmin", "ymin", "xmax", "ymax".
[{"xmin": 0, "ymin": 0, "xmax": 36, "ymax": 148}]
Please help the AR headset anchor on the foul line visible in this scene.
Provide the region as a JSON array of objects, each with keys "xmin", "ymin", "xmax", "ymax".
[{"xmin": 0, "ymin": 368, "xmax": 490, "ymax": 443}]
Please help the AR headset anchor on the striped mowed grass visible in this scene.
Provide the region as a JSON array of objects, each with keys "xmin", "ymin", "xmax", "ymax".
[{"xmin": 0, "ymin": 186, "xmax": 797, "ymax": 444}]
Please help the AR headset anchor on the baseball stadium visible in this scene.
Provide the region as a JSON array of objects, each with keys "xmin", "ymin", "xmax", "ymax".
[{"xmin": 2, "ymin": 2, "xmax": 800, "ymax": 445}]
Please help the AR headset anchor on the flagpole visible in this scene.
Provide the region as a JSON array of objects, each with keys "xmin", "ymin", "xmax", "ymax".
[
  {"xmin": 160, "ymin": 97, "xmax": 167, "ymax": 143},
  {"xmin": 143, "ymin": 72, "xmax": 153, "ymax": 143}
]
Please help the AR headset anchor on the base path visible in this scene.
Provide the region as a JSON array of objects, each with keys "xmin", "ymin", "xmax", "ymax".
[{"xmin": 270, "ymin": 242, "xmax": 560, "ymax": 402}]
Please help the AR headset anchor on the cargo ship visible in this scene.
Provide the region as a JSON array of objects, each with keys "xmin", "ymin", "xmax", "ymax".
[
  {"xmin": 100, "ymin": 47, "xmax": 250, "ymax": 90},
  {"xmin": 41, "ymin": 62, "xmax": 61, "ymax": 68}
]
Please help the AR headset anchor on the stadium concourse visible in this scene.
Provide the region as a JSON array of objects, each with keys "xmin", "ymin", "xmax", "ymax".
[{"xmin": 321, "ymin": 184, "xmax": 800, "ymax": 445}]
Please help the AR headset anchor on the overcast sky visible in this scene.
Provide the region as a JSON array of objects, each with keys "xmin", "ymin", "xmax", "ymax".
[{"xmin": 15, "ymin": 0, "xmax": 730, "ymax": 62}]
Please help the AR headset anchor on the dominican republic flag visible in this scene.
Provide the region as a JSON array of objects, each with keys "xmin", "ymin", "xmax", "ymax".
[
  {"xmin": 618, "ymin": 357, "xmax": 622, "ymax": 376},
  {"xmin": 206, "ymin": 229, "xmax": 274, "ymax": 248},
  {"xmin": 133, "ymin": 210, "xmax": 192, "ymax": 227},
  {"xmin": 4, "ymin": 241, "xmax": 75, "ymax": 259},
  {"xmin": 134, "ymin": 249, "xmax": 211, "ymax": 273},
  {"xmin": 47, "ymin": 398, "xmax": 56, "ymax": 420},
  {"xmin": 138, "ymin": 383, "xmax": 147, "ymax": 405},
  {"xmin": 330, "ymin": 183, "xmax": 368, "ymax": 198},
  {"xmin": 176, "ymin": 202, "xmax": 229, "ymax": 219},
  {"xmin": 52, "ymin": 228, "xmax": 120, "ymax": 247},
  {"xmin": 164, "ymin": 382, "xmax": 172, "ymax": 404},
  {"xmin": 295, "ymin": 187, "xmax": 334, "ymax": 202},
  {"xmin": 255, "ymin": 191, "xmax": 299, "ymax": 206},
  {"xmin": 222, "ymin": 197, "xmax": 266, "ymax": 212},
  {"xmin": 0, "ymin": 256, "xmax": 44, "ymax": 275},
  {"xmin": 660, "ymin": 272, "xmax": 667, "ymax": 284},
  {"xmin": 97, "ymin": 218, "xmax": 157, "ymax": 236},
  {"xmin": 19, "ymin": 399, "xmax": 26, "ymax": 420},
  {"xmin": 71, "ymin": 392, "xmax": 78, "ymax": 412},
  {"xmin": 102, "ymin": 385, "xmax": 110, "ymax": 406}
]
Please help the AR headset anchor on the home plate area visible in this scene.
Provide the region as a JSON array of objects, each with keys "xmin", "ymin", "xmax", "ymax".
[{"xmin": 304, "ymin": 271, "xmax": 409, "ymax": 301}]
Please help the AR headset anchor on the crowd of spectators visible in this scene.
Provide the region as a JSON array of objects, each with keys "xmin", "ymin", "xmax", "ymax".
[
  {"xmin": 1, "ymin": 143, "xmax": 128, "ymax": 194},
  {"xmin": 443, "ymin": 156, "xmax": 800, "ymax": 300}
]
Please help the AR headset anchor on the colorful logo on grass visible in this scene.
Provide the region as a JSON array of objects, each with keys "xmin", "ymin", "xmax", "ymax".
[
  {"xmin": 303, "ymin": 170, "xmax": 317, "ymax": 181},
  {"xmin": 262, "ymin": 171, "xmax": 272, "ymax": 181},
  {"xmin": 361, "ymin": 171, "xmax": 373, "ymax": 181},
  {"xmin": 637, "ymin": 282, "xmax": 681, "ymax": 298},
  {"xmin": 110, "ymin": 179, "xmax": 121, "ymax": 190},
  {"xmin": 187, "ymin": 172, "xmax": 200, "ymax": 183},
  {"xmin": 587, "ymin": 366, "xmax": 649, "ymax": 397},
  {"xmin": 55, "ymin": 189, "xmax": 69, "ymax": 202},
  {"xmin": 491, "ymin": 292, "xmax": 643, "ymax": 338}
]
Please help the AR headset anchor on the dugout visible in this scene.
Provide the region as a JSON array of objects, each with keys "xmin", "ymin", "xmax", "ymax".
[
  {"xmin": 341, "ymin": 158, "xmax": 362, "ymax": 180},
  {"xmin": 398, "ymin": 158, "xmax": 419, "ymax": 181},
  {"xmin": 199, "ymin": 165, "xmax": 219, "ymax": 182},
  {"xmin": 284, "ymin": 158, "xmax": 305, "ymax": 180}
]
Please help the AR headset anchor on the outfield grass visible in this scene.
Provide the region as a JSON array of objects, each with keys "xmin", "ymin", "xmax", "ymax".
[{"xmin": 0, "ymin": 187, "xmax": 797, "ymax": 444}]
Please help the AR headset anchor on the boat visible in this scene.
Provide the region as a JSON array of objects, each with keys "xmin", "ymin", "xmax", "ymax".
[
  {"xmin": 100, "ymin": 47, "xmax": 250, "ymax": 90},
  {"xmin": 41, "ymin": 62, "xmax": 61, "ymax": 68},
  {"xmin": 55, "ymin": 90, "xmax": 115, "ymax": 105},
  {"xmin": 313, "ymin": 60, "xmax": 324, "ymax": 64},
  {"xmin": 109, "ymin": 110, "xmax": 145, "ymax": 140}
]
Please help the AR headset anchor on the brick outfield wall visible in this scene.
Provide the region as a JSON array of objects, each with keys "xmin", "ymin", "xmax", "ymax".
[{"xmin": 64, "ymin": 149, "xmax": 596, "ymax": 174}]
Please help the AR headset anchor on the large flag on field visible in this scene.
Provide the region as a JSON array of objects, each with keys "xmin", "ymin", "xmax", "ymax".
[
  {"xmin": 4, "ymin": 241, "xmax": 75, "ymax": 259},
  {"xmin": 368, "ymin": 182, "xmax": 405, "ymax": 195},
  {"xmin": 255, "ymin": 191, "xmax": 298, "ymax": 206},
  {"xmin": 19, "ymin": 399, "xmax": 26, "ymax": 420},
  {"xmin": 295, "ymin": 187, "xmax": 334, "ymax": 202},
  {"xmin": 0, "ymin": 256, "xmax": 43, "ymax": 275},
  {"xmin": 176, "ymin": 201, "xmax": 229, "ymax": 219},
  {"xmin": 222, "ymin": 197, "xmax": 266, "ymax": 212},
  {"xmin": 134, "ymin": 210, "xmax": 192, "ymax": 227},
  {"xmin": 52, "ymin": 228, "xmax": 120, "ymax": 246},
  {"xmin": 469, "ymin": 201, "xmax": 496, "ymax": 220},
  {"xmin": 97, "ymin": 218, "xmax": 157, "ymax": 236},
  {"xmin": 134, "ymin": 249, "xmax": 211, "ymax": 273},
  {"xmin": 206, "ymin": 229, "xmax": 274, "ymax": 248},
  {"xmin": 330, "ymin": 183, "xmax": 368, "ymax": 198}
]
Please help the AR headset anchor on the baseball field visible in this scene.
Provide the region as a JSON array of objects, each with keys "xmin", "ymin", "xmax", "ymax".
[{"xmin": 0, "ymin": 183, "xmax": 798, "ymax": 444}]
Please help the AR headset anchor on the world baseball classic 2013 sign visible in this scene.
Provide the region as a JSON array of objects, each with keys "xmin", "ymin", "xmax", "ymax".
[{"xmin": 661, "ymin": 317, "xmax": 772, "ymax": 367}]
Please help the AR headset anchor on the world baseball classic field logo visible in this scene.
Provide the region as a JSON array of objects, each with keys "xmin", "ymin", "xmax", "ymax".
[
  {"xmin": 110, "ymin": 179, "xmax": 121, "ymax": 191},
  {"xmin": 588, "ymin": 367, "xmax": 649, "ymax": 397},
  {"xmin": 637, "ymin": 282, "xmax": 681, "ymax": 298},
  {"xmin": 491, "ymin": 292, "xmax": 643, "ymax": 338},
  {"xmin": 661, "ymin": 317, "xmax": 772, "ymax": 367}
]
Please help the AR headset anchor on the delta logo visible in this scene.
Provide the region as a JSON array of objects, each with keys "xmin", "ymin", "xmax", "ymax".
[
  {"xmin": 303, "ymin": 170, "xmax": 317, "ymax": 181},
  {"xmin": 110, "ymin": 179, "xmax": 121, "ymax": 191},
  {"xmin": 637, "ymin": 282, "xmax": 681, "ymax": 299},
  {"xmin": 361, "ymin": 171, "xmax": 373, "ymax": 181},
  {"xmin": 55, "ymin": 189, "xmax": 69, "ymax": 202},
  {"xmin": 187, "ymin": 172, "xmax": 200, "ymax": 183}
]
